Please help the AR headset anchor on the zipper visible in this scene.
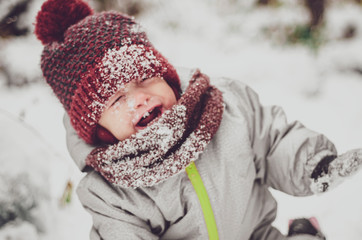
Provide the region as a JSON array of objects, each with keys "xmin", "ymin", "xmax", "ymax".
[{"xmin": 186, "ymin": 161, "xmax": 219, "ymax": 240}]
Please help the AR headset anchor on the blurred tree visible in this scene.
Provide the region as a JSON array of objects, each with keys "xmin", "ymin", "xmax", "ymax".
[
  {"xmin": 92, "ymin": 0, "xmax": 151, "ymax": 16},
  {"xmin": 343, "ymin": 24, "xmax": 356, "ymax": 39},
  {"xmin": 257, "ymin": 0, "xmax": 278, "ymax": 5},
  {"xmin": 304, "ymin": 0, "xmax": 326, "ymax": 28},
  {"xmin": 283, "ymin": 0, "xmax": 326, "ymax": 51},
  {"xmin": 0, "ymin": 174, "xmax": 39, "ymax": 230},
  {"xmin": 0, "ymin": 0, "xmax": 32, "ymax": 38},
  {"xmin": 0, "ymin": 0, "xmax": 43, "ymax": 86}
]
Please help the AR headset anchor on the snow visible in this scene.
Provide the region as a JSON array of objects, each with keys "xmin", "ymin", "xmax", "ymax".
[
  {"xmin": 100, "ymin": 44, "xmax": 164, "ymax": 84},
  {"xmin": 0, "ymin": 35, "xmax": 43, "ymax": 84},
  {"xmin": 1, "ymin": 0, "xmax": 362, "ymax": 239},
  {"xmin": 0, "ymin": 108, "xmax": 91, "ymax": 240}
]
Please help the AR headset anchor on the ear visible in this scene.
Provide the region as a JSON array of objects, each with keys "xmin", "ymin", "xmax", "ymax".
[{"xmin": 96, "ymin": 125, "xmax": 118, "ymax": 144}]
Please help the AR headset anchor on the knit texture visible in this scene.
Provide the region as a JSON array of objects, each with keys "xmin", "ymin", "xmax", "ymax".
[
  {"xmin": 86, "ymin": 70, "xmax": 224, "ymax": 188},
  {"xmin": 35, "ymin": 0, "xmax": 180, "ymax": 144}
]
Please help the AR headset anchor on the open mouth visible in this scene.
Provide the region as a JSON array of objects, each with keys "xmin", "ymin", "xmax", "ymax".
[{"xmin": 136, "ymin": 106, "xmax": 163, "ymax": 128}]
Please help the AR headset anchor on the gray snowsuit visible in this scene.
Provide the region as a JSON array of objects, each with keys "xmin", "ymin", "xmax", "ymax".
[{"xmin": 65, "ymin": 68, "xmax": 336, "ymax": 240}]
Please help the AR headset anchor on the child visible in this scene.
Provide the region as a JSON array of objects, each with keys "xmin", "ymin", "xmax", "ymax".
[{"xmin": 35, "ymin": 0, "xmax": 362, "ymax": 239}]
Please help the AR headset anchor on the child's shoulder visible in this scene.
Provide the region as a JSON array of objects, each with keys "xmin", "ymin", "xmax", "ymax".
[
  {"xmin": 176, "ymin": 67, "xmax": 260, "ymax": 117},
  {"xmin": 175, "ymin": 67, "xmax": 252, "ymax": 96}
]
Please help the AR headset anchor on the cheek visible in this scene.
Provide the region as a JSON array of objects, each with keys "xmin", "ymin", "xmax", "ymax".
[
  {"xmin": 126, "ymin": 97, "xmax": 136, "ymax": 112},
  {"xmin": 110, "ymin": 103, "xmax": 126, "ymax": 123},
  {"xmin": 107, "ymin": 113, "xmax": 134, "ymax": 141},
  {"xmin": 165, "ymin": 88, "xmax": 177, "ymax": 107},
  {"xmin": 103, "ymin": 104, "xmax": 131, "ymax": 135}
]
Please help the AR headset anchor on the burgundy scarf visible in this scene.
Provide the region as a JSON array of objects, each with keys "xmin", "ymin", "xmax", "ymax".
[{"xmin": 86, "ymin": 70, "xmax": 224, "ymax": 188}]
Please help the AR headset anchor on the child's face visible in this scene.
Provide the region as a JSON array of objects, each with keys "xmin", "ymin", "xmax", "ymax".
[{"xmin": 98, "ymin": 77, "xmax": 177, "ymax": 141}]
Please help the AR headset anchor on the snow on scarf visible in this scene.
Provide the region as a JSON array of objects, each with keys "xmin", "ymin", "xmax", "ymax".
[{"xmin": 86, "ymin": 70, "xmax": 224, "ymax": 188}]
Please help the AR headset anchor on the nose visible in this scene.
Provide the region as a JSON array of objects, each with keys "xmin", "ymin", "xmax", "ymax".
[{"xmin": 130, "ymin": 88, "xmax": 151, "ymax": 109}]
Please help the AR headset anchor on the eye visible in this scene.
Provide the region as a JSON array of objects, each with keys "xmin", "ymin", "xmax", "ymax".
[
  {"xmin": 110, "ymin": 95, "xmax": 124, "ymax": 107},
  {"xmin": 141, "ymin": 77, "xmax": 152, "ymax": 83}
]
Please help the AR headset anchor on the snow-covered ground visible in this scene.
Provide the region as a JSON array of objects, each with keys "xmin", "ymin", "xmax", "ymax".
[{"xmin": 0, "ymin": 0, "xmax": 361, "ymax": 239}]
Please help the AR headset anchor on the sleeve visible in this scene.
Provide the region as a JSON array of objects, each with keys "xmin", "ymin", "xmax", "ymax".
[
  {"xmin": 64, "ymin": 113, "xmax": 161, "ymax": 239},
  {"xmin": 63, "ymin": 113, "xmax": 94, "ymax": 171},
  {"xmin": 239, "ymin": 84, "xmax": 337, "ymax": 196},
  {"xmin": 77, "ymin": 174, "xmax": 160, "ymax": 240}
]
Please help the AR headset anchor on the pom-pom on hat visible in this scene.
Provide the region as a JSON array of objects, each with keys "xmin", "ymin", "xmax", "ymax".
[{"xmin": 35, "ymin": 0, "xmax": 180, "ymax": 144}]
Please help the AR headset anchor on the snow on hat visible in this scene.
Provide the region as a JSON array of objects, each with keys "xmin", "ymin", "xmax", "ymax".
[{"xmin": 35, "ymin": 0, "xmax": 180, "ymax": 144}]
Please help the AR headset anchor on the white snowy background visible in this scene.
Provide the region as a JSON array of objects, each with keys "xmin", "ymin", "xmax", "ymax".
[{"xmin": 0, "ymin": 0, "xmax": 361, "ymax": 239}]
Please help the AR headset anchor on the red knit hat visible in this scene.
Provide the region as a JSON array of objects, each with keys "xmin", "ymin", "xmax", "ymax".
[{"xmin": 35, "ymin": 0, "xmax": 180, "ymax": 144}]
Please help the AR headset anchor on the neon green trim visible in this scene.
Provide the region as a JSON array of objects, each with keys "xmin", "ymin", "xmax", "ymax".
[{"xmin": 186, "ymin": 162, "xmax": 219, "ymax": 240}]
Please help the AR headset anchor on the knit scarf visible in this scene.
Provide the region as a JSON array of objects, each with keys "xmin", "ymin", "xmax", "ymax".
[{"xmin": 86, "ymin": 70, "xmax": 224, "ymax": 188}]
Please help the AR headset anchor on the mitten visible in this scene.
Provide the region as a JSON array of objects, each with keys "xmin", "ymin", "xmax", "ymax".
[{"xmin": 310, "ymin": 149, "xmax": 362, "ymax": 193}]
